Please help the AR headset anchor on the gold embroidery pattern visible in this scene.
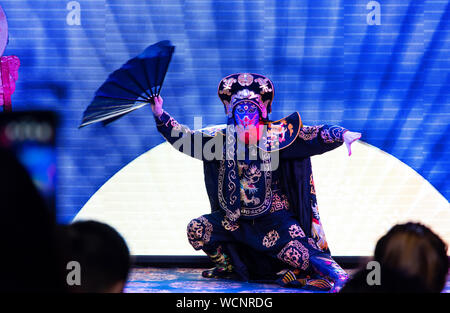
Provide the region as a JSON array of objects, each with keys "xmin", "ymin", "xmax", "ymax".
[
  {"xmin": 225, "ymin": 209, "xmax": 241, "ymax": 223},
  {"xmin": 261, "ymin": 120, "xmax": 296, "ymax": 150},
  {"xmin": 219, "ymin": 145, "xmax": 272, "ymax": 219},
  {"xmin": 320, "ymin": 129, "xmax": 333, "ymax": 143},
  {"xmin": 227, "ymin": 160, "xmax": 238, "ymax": 206},
  {"xmin": 231, "ymin": 89, "xmax": 261, "ymax": 104},
  {"xmin": 218, "ymin": 159, "xmax": 226, "ymax": 206},
  {"xmin": 237, "ymin": 73, "xmax": 253, "ymax": 86},
  {"xmin": 238, "ymin": 151, "xmax": 273, "ymax": 218},
  {"xmin": 311, "ymin": 212, "xmax": 329, "ymax": 251},
  {"xmin": 217, "ymin": 125, "xmax": 240, "ymax": 222},
  {"xmin": 270, "ymin": 193, "xmax": 290, "ymax": 213},
  {"xmin": 218, "ymin": 158, "xmax": 240, "ymax": 222},
  {"xmin": 330, "ymin": 126, "xmax": 346, "ymax": 142},
  {"xmin": 277, "ymin": 240, "xmax": 310, "ymax": 270},
  {"xmin": 262, "ymin": 230, "xmax": 280, "ymax": 248},
  {"xmin": 299, "ymin": 125, "xmax": 321, "ymax": 140},
  {"xmin": 187, "ymin": 216, "xmax": 213, "ymax": 250},
  {"xmin": 219, "ymin": 78, "xmax": 237, "ymax": 96},
  {"xmin": 288, "ymin": 123, "xmax": 294, "ymax": 136},
  {"xmin": 221, "ymin": 218, "xmax": 239, "ymax": 232},
  {"xmin": 305, "ymin": 278, "xmax": 333, "ymax": 290},
  {"xmin": 310, "ymin": 174, "xmax": 316, "ymax": 195},
  {"xmin": 225, "ymin": 124, "xmax": 236, "ymax": 160},
  {"xmin": 288, "ymin": 224, "xmax": 305, "ymax": 239},
  {"xmin": 320, "ymin": 126, "xmax": 345, "ymax": 143},
  {"xmin": 239, "ymin": 163, "xmax": 262, "ymax": 206},
  {"xmin": 255, "ymin": 77, "xmax": 273, "ymax": 94}
]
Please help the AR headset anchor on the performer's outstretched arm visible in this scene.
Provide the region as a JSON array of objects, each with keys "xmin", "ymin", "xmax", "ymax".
[
  {"xmin": 282, "ymin": 124, "xmax": 361, "ymax": 158},
  {"xmin": 151, "ymin": 96, "xmax": 223, "ymax": 161}
]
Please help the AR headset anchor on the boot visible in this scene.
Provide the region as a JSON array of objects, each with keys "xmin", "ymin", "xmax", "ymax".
[
  {"xmin": 275, "ymin": 269, "xmax": 300, "ymax": 287},
  {"xmin": 202, "ymin": 246, "xmax": 234, "ymax": 279},
  {"xmin": 309, "ymin": 255, "xmax": 349, "ymax": 293},
  {"xmin": 276, "ymin": 269, "xmax": 333, "ymax": 291}
]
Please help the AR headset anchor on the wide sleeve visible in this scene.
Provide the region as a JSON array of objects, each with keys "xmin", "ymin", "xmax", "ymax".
[
  {"xmin": 154, "ymin": 110, "xmax": 224, "ymax": 161},
  {"xmin": 280, "ymin": 124, "xmax": 348, "ymax": 159}
]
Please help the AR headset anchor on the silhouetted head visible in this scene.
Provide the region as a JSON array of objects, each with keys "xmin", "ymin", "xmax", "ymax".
[
  {"xmin": 374, "ymin": 222, "xmax": 448, "ymax": 293},
  {"xmin": 59, "ymin": 220, "xmax": 131, "ymax": 293}
]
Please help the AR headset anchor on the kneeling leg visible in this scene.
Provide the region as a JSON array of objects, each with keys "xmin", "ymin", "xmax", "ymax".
[
  {"xmin": 186, "ymin": 215, "xmax": 234, "ymax": 278},
  {"xmin": 276, "ymin": 239, "xmax": 348, "ymax": 292}
]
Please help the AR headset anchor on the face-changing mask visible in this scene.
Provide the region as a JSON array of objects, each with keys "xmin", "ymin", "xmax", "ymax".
[{"xmin": 233, "ymin": 102, "xmax": 263, "ymax": 144}]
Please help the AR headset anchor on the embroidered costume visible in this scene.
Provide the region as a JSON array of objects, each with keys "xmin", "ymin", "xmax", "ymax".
[{"xmin": 154, "ymin": 73, "xmax": 349, "ymax": 292}]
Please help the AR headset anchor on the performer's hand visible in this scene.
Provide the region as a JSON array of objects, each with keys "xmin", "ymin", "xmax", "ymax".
[
  {"xmin": 343, "ymin": 131, "xmax": 362, "ymax": 156},
  {"xmin": 151, "ymin": 95, "xmax": 163, "ymax": 118}
]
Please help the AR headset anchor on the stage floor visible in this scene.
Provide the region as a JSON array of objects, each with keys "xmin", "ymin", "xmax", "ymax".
[{"xmin": 124, "ymin": 267, "xmax": 450, "ymax": 293}]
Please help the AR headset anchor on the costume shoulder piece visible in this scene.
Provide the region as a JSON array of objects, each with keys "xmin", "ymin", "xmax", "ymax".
[
  {"xmin": 259, "ymin": 112, "xmax": 302, "ymax": 152},
  {"xmin": 196, "ymin": 124, "xmax": 227, "ymax": 137}
]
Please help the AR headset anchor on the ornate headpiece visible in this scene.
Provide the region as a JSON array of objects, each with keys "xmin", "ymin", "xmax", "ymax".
[{"xmin": 217, "ymin": 73, "xmax": 274, "ymax": 119}]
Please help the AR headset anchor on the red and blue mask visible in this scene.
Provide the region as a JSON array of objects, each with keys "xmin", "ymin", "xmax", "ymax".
[{"xmin": 233, "ymin": 102, "xmax": 261, "ymax": 129}]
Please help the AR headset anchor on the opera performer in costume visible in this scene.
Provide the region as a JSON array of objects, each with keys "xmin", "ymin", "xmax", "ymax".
[{"xmin": 151, "ymin": 73, "xmax": 361, "ymax": 292}]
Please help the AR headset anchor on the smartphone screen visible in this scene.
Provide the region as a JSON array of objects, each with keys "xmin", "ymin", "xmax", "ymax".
[{"xmin": 0, "ymin": 111, "xmax": 57, "ymax": 213}]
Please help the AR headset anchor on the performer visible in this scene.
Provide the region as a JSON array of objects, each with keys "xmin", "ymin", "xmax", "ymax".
[{"xmin": 151, "ymin": 73, "xmax": 361, "ymax": 292}]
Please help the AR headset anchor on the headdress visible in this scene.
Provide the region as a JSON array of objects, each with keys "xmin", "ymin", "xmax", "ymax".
[{"xmin": 217, "ymin": 73, "xmax": 274, "ymax": 119}]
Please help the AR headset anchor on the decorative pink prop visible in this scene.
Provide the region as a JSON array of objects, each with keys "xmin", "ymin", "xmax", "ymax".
[{"xmin": 0, "ymin": 5, "xmax": 20, "ymax": 112}]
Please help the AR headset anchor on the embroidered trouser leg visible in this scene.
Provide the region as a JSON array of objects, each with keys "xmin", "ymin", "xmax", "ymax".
[
  {"xmin": 186, "ymin": 211, "xmax": 236, "ymax": 252},
  {"xmin": 259, "ymin": 211, "xmax": 348, "ymax": 291},
  {"xmin": 187, "ymin": 211, "xmax": 237, "ymax": 277}
]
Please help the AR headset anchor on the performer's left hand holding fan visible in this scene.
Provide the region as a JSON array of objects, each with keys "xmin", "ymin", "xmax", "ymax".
[{"xmin": 79, "ymin": 40, "xmax": 175, "ymax": 128}]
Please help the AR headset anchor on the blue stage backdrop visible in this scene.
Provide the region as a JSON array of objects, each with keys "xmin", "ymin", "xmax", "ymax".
[{"xmin": 1, "ymin": 0, "xmax": 448, "ymax": 224}]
